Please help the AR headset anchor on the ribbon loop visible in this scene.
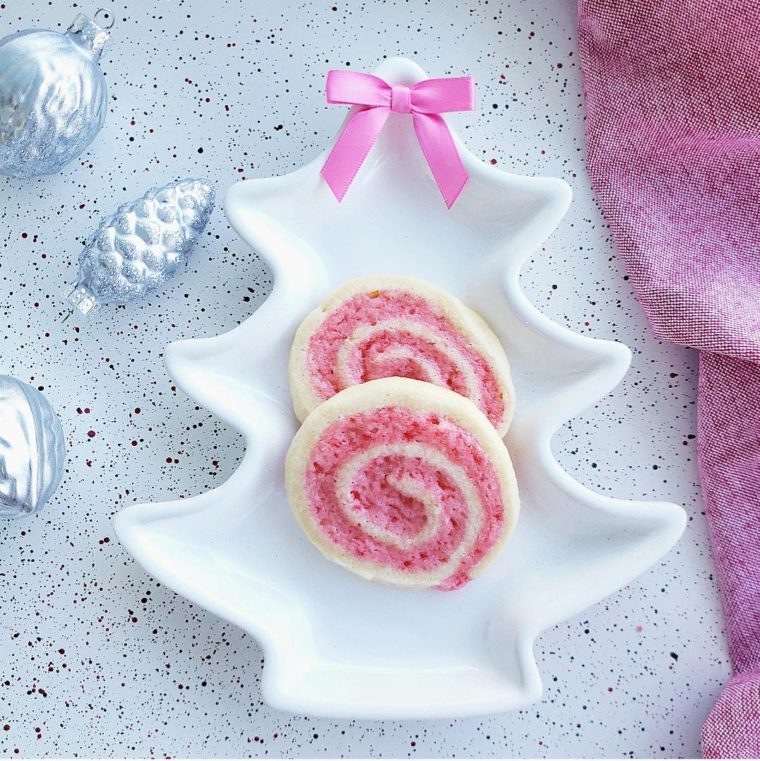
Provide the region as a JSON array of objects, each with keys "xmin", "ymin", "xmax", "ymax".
[
  {"xmin": 321, "ymin": 69, "xmax": 474, "ymax": 208},
  {"xmin": 325, "ymin": 69, "xmax": 390, "ymax": 107},
  {"xmin": 411, "ymin": 77, "xmax": 475, "ymax": 114}
]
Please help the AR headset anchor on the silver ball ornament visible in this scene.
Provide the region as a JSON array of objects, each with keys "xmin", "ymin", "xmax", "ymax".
[
  {"xmin": 0, "ymin": 376, "xmax": 65, "ymax": 519},
  {"xmin": 0, "ymin": 12, "xmax": 111, "ymax": 179}
]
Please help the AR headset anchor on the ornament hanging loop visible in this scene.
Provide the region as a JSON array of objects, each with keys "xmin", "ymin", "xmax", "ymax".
[
  {"xmin": 65, "ymin": 11, "xmax": 111, "ymax": 58},
  {"xmin": 94, "ymin": 8, "xmax": 116, "ymax": 30}
]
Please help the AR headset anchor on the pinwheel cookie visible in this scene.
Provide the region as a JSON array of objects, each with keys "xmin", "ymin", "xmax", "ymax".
[
  {"xmin": 285, "ymin": 377, "xmax": 520, "ymax": 591},
  {"xmin": 289, "ymin": 275, "xmax": 514, "ymax": 435}
]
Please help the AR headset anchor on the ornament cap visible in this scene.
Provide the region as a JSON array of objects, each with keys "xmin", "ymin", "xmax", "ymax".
[
  {"xmin": 66, "ymin": 12, "xmax": 110, "ymax": 58},
  {"xmin": 65, "ymin": 282, "xmax": 100, "ymax": 317}
]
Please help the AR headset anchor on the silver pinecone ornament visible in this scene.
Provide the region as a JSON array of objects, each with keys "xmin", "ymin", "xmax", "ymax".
[
  {"xmin": 0, "ymin": 12, "xmax": 112, "ymax": 178},
  {"xmin": 66, "ymin": 178, "xmax": 216, "ymax": 316},
  {"xmin": 0, "ymin": 375, "xmax": 65, "ymax": 519}
]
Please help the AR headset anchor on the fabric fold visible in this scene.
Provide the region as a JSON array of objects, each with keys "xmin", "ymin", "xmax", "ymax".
[{"xmin": 578, "ymin": 1, "xmax": 760, "ymax": 755}]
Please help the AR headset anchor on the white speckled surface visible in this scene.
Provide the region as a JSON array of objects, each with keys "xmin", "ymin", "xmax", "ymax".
[{"xmin": 0, "ymin": 0, "xmax": 730, "ymax": 756}]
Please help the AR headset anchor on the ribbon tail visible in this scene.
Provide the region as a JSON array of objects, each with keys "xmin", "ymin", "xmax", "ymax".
[
  {"xmin": 321, "ymin": 107, "xmax": 390, "ymax": 202},
  {"xmin": 412, "ymin": 112, "xmax": 469, "ymax": 208}
]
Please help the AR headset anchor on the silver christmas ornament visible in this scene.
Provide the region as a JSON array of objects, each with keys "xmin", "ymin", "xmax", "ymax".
[
  {"xmin": 0, "ymin": 376, "xmax": 65, "ymax": 519},
  {"xmin": 0, "ymin": 11, "xmax": 112, "ymax": 179},
  {"xmin": 66, "ymin": 178, "xmax": 216, "ymax": 316}
]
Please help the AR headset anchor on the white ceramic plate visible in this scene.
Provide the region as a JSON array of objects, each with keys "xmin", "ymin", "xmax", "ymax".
[{"xmin": 114, "ymin": 58, "xmax": 686, "ymax": 719}]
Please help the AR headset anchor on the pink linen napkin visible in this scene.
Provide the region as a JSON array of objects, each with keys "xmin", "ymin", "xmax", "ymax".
[{"xmin": 577, "ymin": 0, "xmax": 760, "ymax": 756}]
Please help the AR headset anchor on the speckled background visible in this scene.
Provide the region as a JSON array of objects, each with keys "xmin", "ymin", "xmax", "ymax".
[{"xmin": 0, "ymin": 0, "xmax": 731, "ymax": 757}]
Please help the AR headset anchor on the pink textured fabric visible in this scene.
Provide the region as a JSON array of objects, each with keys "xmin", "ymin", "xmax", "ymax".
[{"xmin": 577, "ymin": 1, "xmax": 760, "ymax": 756}]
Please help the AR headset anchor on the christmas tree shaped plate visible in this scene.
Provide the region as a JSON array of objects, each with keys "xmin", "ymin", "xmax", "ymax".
[{"xmin": 114, "ymin": 58, "xmax": 686, "ymax": 719}]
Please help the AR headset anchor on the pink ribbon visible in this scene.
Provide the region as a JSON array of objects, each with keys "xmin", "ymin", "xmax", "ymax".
[{"xmin": 320, "ymin": 70, "xmax": 475, "ymax": 208}]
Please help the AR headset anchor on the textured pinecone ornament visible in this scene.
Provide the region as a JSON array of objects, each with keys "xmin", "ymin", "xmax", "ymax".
[{"xmin": 66, "ymin": 178, "xmax": 216, "ymax": 316}]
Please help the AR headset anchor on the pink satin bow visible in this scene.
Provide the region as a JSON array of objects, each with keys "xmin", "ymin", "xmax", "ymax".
[{"xmin": 321, "ymin": 70, "xmax": 475, "ymax": 208}]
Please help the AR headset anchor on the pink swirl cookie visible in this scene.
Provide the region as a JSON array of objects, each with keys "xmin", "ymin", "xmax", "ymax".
[
  {"xmin": 285, "ymin": 377, "xmax": 520, "ymax": 590},
  {"xmin": 289, "ymin": 275, "xmax": 514, "ymax": 435}
]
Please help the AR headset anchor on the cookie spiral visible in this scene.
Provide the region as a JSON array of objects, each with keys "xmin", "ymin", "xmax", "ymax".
[
  {"xmin": 285, "ymin": 378, "xmax": 520, "ymax": 590},
  {"xmin": 289, "ymin": 275, "xmax": 514, "ymax": 435}
]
